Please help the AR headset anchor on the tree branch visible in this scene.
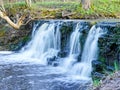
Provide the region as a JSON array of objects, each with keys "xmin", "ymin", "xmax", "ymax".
[
  {"xmin": 0, "ymin": 10, "xmax": 26, "ymax": 29},
  {"xmin": 0, "ymin": 0, "xmax": 31, "ymax": 30}
]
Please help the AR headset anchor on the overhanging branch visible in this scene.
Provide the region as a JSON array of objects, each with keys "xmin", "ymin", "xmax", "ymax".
[{"xmin": 0, "ymin": 10, "xmax": 26, "ymax": 29}]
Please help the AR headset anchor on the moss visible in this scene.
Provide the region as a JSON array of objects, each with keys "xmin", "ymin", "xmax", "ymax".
[
  {"xmin": 90, "ymin": 21, "xmax": 97, "ymax": 26},
  {"xmin": 92, "ymin": 78, "xmax": 101, "ymax": 87},
  {"xmin": 0, "ymin": 30, "xmax": 5, "ymax": 37},
  {"xmin": 22, "ymin": 36, "xmax": 31, "ymax": 43},
  {"xmin": 60, "ymin": 22, "xmax": 74, "ymax": 53},
  {"xmin": 3, "ymin": 0, "xmax": 120, "ymax": 19}
]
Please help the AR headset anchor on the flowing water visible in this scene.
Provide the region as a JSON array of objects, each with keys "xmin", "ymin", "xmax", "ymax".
[
  {"xmin": 19, "ymin": 22, "xmax": 61, "ymax": 65},
  {"xmin": 61, "ymin": 22, "xmax": 82, "ymax": 70},
  {"xmin": 0, "ymin": 21, "xmax": 106, "ymax": 90},
  {"xmin": 0, "ymin": 22, "xmax": 61, "ymax": 64},
  {"xmin": 70, "ymin": 26, "xmax": 106, "ymax": 80}
]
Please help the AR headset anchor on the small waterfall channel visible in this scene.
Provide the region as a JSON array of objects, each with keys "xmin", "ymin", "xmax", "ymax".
[
  {"xmin": 19, "ymin": 22, "xmax": 61, "ymax": 65},
  {"xmin": 0, "ymin": 20, "xmax": 107, "ymax": 90},
  {"xmin": 69, "ymin": 26, "xmax": 106, "ymax": 80},
  {"xmin": 61, "ymin": 22, "xmax": 82, "ymax": 70}
]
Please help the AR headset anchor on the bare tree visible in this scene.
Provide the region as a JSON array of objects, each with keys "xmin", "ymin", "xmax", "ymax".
[
  {"xmin": 81, "ymin": 0, "xmax": 91, "ymax": 10},
  {"xmin": 0, "ymin": 0, "xmax": 27, "ymax": 29}
]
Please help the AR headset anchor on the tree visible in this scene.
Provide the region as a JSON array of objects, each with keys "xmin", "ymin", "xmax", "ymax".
[
  {"xmin": 0, "ymin": 0, "xmax": 30, "ymax": 29},
  {"xmin": 25, "ymin": 0, "xmax": 32, "ymax": 7},
  {"xmin": 81, "ymin": 0, "xmax": 91, "ymax": 10},
  {"xmin": 25, "ymin": 0, "xmax": 37, "ymax": 7}
]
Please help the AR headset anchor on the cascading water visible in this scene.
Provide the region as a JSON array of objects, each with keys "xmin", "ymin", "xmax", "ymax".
[
  {"xmin": 20, "ymin": 22, "xmax": 61, "ymax": 64},
  {"xmin": 0, "ymin": 20, "xmax": 108, "ymax": 90},
  {"xmin": 61, "ymin": 22, "xmax": 82, "ymax": 70},
  {"xmin": 0, "ymin": 22, "xmax": 61, "ymax": 65},
  {"xmin": 70, "ymin": 25, "xmax": 106, "ymax": 80},
  {"xmin": 69, "ymin": 23, "xmax": 81, "ymax": 55}
]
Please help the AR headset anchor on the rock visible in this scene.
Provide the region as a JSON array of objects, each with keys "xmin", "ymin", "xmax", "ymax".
[
  {"xmin": 94, "ymin": 71, "xmax": 120, "ymax": 90},
  {"xmin": 47, "ymin": 56, "xmax": 58, "ymax": 66},
  {"xmin": 92, "ymin": 60, "xmax": 103, "ymax": 72},
  {"xmin": 92, "ymin": 72, "xmax": 105, "ymax": 79},
  {"xmin": 98, "ymin": 24, "xmax": 120, "ymax": 72},
  {"xmin": 106, "ymin": 66, "xmax": 115, "ymax": 72},
  {"xmin": 58, "ymin": 51, "xmax": 68, "ymax": 58},
  {"xmin": 0, "ymin": 22, "xmax": 33, "ymax": 51},
  {"xmin": 52, "ymin": 61, "xmax": 59, "ymax": 67}
]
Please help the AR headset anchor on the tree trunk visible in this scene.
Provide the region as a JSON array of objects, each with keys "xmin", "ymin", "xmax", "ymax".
[
  {"xmin": 0, "ymin": 0, "xmax": 26, "ymax": 29},
  {"xmin": 33, "ymin": 0, "xmax": 37, "ymax": 3},
  {"xmin": 81, "ymin": 0, "xmax": 91, "ymax": 10},
  {"xmin": 25, "ymin": 0, "xmax": 32, "ymax": 7},
  {"xmin": 0, "ymin": 11, "xmax": 26, "ymax": 29}
]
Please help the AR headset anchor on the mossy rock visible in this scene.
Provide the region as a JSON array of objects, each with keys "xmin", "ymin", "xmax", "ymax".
[{"xmin": 0, "ymin": 30, "xmax": 5, "ymax": 37}]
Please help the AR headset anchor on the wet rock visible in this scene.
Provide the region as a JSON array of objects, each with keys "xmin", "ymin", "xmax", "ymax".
[
  {"xmin": 47, "ymin": 56, "xmax": 59, "ymax": 66},
  {"xmin": 92, "ymin": 72, "xmax": 105, "ymax": 79},
  {"xmin": 52, "ymin": 61, "xmax": 59, "ymax": 67},
  {"xmin": 98, "ymin": 24, "xmax": 120, "ymax": 68},
  {"xmin": 92, "ymin": 60, "xmax": 103, "ymax": 72},
  {"xmin": 58, "ymin": 51, "xmax": 68, "ymax": 58},
  {"xmin": 0, "ymin": 22, "xmax": 32, "ymax": 51},
  {"xmin": 106, "ymin": 66, "xmax": 115, "ymax": 72}
]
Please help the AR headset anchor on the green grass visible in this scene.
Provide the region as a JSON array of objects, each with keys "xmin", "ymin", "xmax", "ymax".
[
  {"xmin": 92, "ymin": 59, "xmax": 120, "ymax": 88},
  {"xmin": 92, "ymin": 0, "xmax": 120, "ymax": 14},
  {"xmin": 32, "ymin": 1, "xmax": 78, "ymax": 11},
  {"xmin": 114, "ymin": 61, "xmax": 119, "ymax": 72},
  {"xmin": 93, "ymin": 79, "xmax": 101, "ymax": 87},
  {"xmin": 33, "ymin": 0, "xmax": 120, "ymax": 18},
  {"xmin": 3, "ymin": 0, "xmax": 120, "ymax": 19}
]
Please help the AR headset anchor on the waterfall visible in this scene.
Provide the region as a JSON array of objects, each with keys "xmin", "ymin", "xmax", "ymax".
[
  {"xmin": 69, "ymin": 23, "xmax": 81, "ymax": 55},
  {"xmin": 0, "ymin": 20, "xmax": 107, "ymax": 82},
  {"xmin": 17, "ymin": 22, "xmax": 61, "ymax": 65},
  {"xmin": 70, "ymin": 26, "xmax": 106, "ymax": 80},
  {"xmin": 61, "ymin": 23, "xmax": 82, "ymax": 70}
]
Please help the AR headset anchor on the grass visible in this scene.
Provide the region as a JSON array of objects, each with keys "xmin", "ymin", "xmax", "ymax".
[
  {"xmin": 34, "ymin": 0, "xmax": 120, "ymax": 17},
  {"xmin": 93, "ymin": 60, "xmax": 120, "ymax": 88},
  {"xmin": 3, "ymin": 0, "xmax": 120, "ymax": 19},
  {"xmin": 93, "ymin": 79, "xmax": 101, "ymax": 87},
  {"xmin": 114, "ymin": 61, "xmax": 119, "ymax": 72},
  {"xmin": 34, "ymin": 2, "xmax": 78, "ymax": 11}
]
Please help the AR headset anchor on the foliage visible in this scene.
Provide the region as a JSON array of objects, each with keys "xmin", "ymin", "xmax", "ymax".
[
  {"xmin": 114, "ymin": 61, "xmax": 119, "ymax": 72},
  {"xmin": 2, "ymin": 0, "xmax": 120, "ymax": 19},
  {"xmin": 93, "ymin": 78, "xmax": 101, "ymax": 87}
]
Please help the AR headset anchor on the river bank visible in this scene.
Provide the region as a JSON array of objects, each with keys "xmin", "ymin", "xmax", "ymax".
[
  {"xmin": 93, "ymin": 71, "xmax": 120, "ymax": 90},
  {"xmin": 2, "ymin": 0, "xmax": 120, "ymax": 20}
]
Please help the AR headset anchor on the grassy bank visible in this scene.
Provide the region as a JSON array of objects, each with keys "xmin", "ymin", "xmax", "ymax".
[{"xmin": 4, "ymin": 0, "xmax": 120, "ymax": 19}]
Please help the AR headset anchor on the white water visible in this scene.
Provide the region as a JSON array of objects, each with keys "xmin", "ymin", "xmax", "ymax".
[
  {"xmin": 0, "ymin": 22, "xmax": 61, "ymax": 65},
  {"xmin": 70, "ymin": 26, "xmax": 106, "ymax": 80},
  {"xmin": 61, "ymin": 23, "xmax": 82, "ymax": 70},
  {"xmin": 21, "ymin": 22, "xmax": 61, "ymax": 64},
  {"xmin": 0, "ymin": 21, "xmax": 106, "ymax": 82},
  {"xmin": 69, "ymin": 23, "xmax": 81, "ymax": 55}
]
